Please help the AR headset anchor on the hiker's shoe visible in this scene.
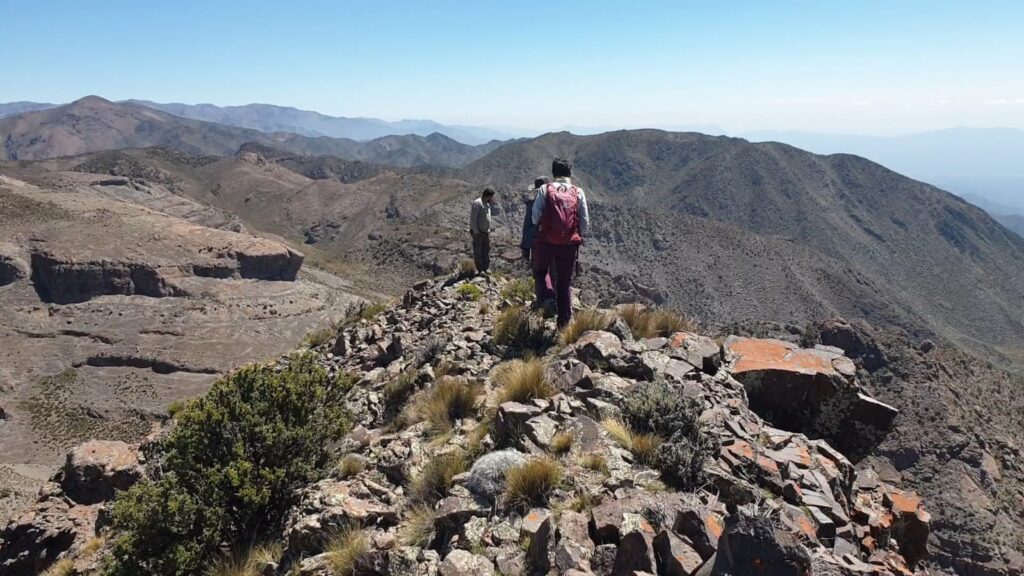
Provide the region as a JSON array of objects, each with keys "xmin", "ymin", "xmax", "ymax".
[{"xmin": 542, "ymin": 299, "xmax": 557, "ymax": 319}]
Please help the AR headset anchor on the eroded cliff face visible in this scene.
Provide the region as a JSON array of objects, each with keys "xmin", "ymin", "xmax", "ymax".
[
  {"xmin": 0, "ymin": 174, "xmax": 361, "ymax": 523},
  {"xmin": 1, "ymin": 276, "xmax": 936, "ymax": 576}
]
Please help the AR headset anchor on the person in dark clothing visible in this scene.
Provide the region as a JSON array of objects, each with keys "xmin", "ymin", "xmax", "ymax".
[
  {"xmin": 532, "ymin": 158, "xmax": 590, "ymax": 328},
  {"xmin": 470, "ymin": 188, "xmax": 497, "ymax": 273},
  {"xmin": 520, "ymin": 177, "xmax": 547, "ymax": 261}
]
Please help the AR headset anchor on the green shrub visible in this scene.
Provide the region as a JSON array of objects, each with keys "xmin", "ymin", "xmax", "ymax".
[
  {"xmin": 104, "ymin": 354, "xmax": 354, "ymax": 576},
  {"xmin": 457, "ymin": 283, "xmax": 484, "ymax": 301},
  {"xmin": 493, "ymin": 305, "xmax": 547, "ymax": 350},
  {"xmin": 501, "ymin": 277, "xmax": 534, "ymax": 302}
]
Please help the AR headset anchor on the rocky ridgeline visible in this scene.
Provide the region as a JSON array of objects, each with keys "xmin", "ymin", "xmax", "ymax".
[{"xmin": 0, "ymin": 275, "xmax": 930, "ymax": 575}]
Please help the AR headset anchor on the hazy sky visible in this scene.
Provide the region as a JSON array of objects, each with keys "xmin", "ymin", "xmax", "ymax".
[{"xmin": 3, "ymin": 0, "xmax": 1024, "ymax": 134}]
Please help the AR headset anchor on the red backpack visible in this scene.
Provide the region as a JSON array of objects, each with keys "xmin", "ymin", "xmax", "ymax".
[{"xmin": 537, "ymin": 183, "xmax": 583, "ymax": 245}]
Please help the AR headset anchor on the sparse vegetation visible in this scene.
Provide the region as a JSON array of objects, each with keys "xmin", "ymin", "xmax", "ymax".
[
  {"xmin": 494, "ymin": 358, "xmax": 554, "ymax": 403},
  {"xmin": 399, "ymin": 505, "xmax": 436, "ymax": 547},
  {"xmin": 457, "ymin": 283, "xmax": 484, "ymax": 301},
  {"xmin": 501, "ymin": 277, "xmax": 534, "ymax": 302},
  {"xmin": 549, "ymin": 432, "xmax": 575, "ymax": 455},
  {"xmin": 458, "ymin": 259, "xmax": 478, "ymax": 277},
  {"xmin": 303, "ymin": 325, "xmax": 336, "ymax": 348},
  {"xmin": 80, "ymin": 536, "xmax": 106, "ymax": 557},
  {"xmin": 359, "ymin": 303, "xmax": 387, "ymax": 320},
  {"xmin": 410, "ymin": 450, "xmax": 468, "ymax": 504},
  {"xmin": 493, "ymin": 305, "xmax": 547, "ymax": 350},
  {"xmin": 42, "ymin": 559, "xmax": 75, "ymax": 576},
  {"xmin": 559, "ymin": 308, "xmax": 613, "ymax": 346},
  {"xmin": 412, "ymin": 377, "xmax": 481, "ymax": 436},
  {"xmin": 325, "ymin": 527, "xmax": 370, "ymax": 576},
  {"xmin": 382, "ymin": 370, "xmax": 418, "ymax": 413},
  {"xmin": 504, "ymin": 457, "xmax": 563, "ymax": 510},
  {"xmin": 104, "ymin": 354, "xmax": 354, "ymax": 576},
  {"xmin": 617, "ymin": 304, "xmax": 698, "ymax": 339},
  {"xmin": 602, "ymin": 418, "xmax": 663, "ymax": 466},
  {"xmin": 336, "ymin": 454, "xmax": 365, "ymax": 479},
  {"xmin": 580, "ymin": 453, "xmax": 609, "ymax": 474},
  {"xmin": 204, "ymin": 542, "xmax": 283, "ymax": 576},
  {"xmin": 167, "ymin": 399, "xmax": 188, "ymax": 419}
]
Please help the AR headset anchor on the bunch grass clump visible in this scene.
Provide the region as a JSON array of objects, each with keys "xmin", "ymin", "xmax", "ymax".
[
  {"xmin": 325, "ymin": 527, "xmax": 369, "ymax": 576},
  {"xmin": 617, "ymin": 304, "xmax": 698, "ymax": 339},
  {"xmin": 459, "ymin": 259, "xmax": 478, "ymax": 277},
  {"xmin": 42, "ymin": 559, "xmax": 75, "ymax": 576},
  {"xmin": 382, "ymin": 371, "xmax": 418, "ymax": 413},
  {"xmin": 399, "ymin": 505, "xmax": 436, "ymax": 547},
  {"xmin": 359, "ymin": 302, "xmax": 387, "ymax": 321},
  {"xmin": 493, "ymin": 305, "xmax": 547, "ymax": 350},
  {"xmin": 413, "ymin": 377, "xmax": 481, "ymax": 436},
  {"xmin": 602, "ymin": 419, "xmax": 663, "ymax": 467},
  {"xmin": 549, "ymin": 432, "xmax": 575, "ymax": 455},
  {"xmin": 336, "ymin": 454, "xmax": 365, "ymax": 479},
  {"xmin": 505, "ymin": 457, "xmax": 563, "ymax": 510},
  {"xmin": 559, "ymin": 309, "xmax": 614, "ymax": 346},
  {"xmin": 205, "ymin": 542, "xmax": 283, "ymax": 576},
  {"xmin": 580, "ymin": 453, "xmax": 609, "ymax": 474},
  {"xmin": 494, "ymin": 359, "xmax": 554, "ymax": 404},
  {"xmin": 410, "ymin": 451, "xmax": 469, "ymax": 504}
]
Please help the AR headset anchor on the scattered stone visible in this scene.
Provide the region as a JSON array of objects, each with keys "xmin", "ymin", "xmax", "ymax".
[
  {"xmin": 59, "ymin": 440, "xmax": 144, "ymax": 505},
  {"xmin": 466, "ymin": 449, "xmax": 526, "ymax": 501},
  {"xmin": 439, "ymin": 549, "xmax": 494, "ymax": 576}
]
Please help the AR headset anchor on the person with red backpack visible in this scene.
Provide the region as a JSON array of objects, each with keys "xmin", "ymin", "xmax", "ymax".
[{"xmin": 531, "ymin": 157, "xmax": 590, "ymax": 328}]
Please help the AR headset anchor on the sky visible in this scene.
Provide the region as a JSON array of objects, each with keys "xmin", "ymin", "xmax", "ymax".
[{"xmin": 3, "ymin": 0, "xmax": 1024, "ymax": 134}]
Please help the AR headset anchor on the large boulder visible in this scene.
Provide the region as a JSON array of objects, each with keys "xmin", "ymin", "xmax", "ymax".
[
  {"xmin": 710, "ymin": 514, "xmax": 812, "ymax": 575},
  {"xmin": 0, "ymin": 487, "xmax": 100, "ymax": 576},
  {"xmin": 817, "ymin": 318, "xmax": 887, "ymax": 372},
  {"xmin": 723, "ymin": 337, "xmax": 897, "ymax": 459},
  {"xmin": 466, "ymin": 449, "xmax": 526, "ymax": 501},
  {"xmin": 60, "ymin": 440, "xmax": 144, "ymax": 505}
]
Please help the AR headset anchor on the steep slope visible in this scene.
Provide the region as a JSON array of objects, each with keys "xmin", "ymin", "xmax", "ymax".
[
  {"xmin": 463, "ymin": 130, "xmax": 1024, "ymax": 359},
  {"xmin": 0, "ymin": 97, "xmax": 495, "ymax": 167},
  {"xmin": 0, "ymin": 169, "xmax": 361, "ymax": 521}
]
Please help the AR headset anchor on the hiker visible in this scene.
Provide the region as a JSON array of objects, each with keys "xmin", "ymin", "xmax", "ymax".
[
  {"xmin": 520, "ymin": 177, "xmax": 547, "ymax": 261},
  {"xmin": 469, "ymin": 187, "xmax": 497, "ymax": 274},
  {"xmin": 532, "ymin": 158, "xmax": 590, "ymax": 328}
]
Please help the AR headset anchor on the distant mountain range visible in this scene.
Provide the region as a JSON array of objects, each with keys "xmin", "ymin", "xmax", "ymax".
[
  {"xmin": 744, "ymin": 127, "xmax": 1024, "ymax": 215},
  {"xmin": 0, "ymin": 96, "xmax": 499, "ymax": 167}
]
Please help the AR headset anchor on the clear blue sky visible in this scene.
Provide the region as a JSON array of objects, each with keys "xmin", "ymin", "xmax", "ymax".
[{"xmin": 3, "ymin": 0, "xmax": 1023, "ymax": 134}]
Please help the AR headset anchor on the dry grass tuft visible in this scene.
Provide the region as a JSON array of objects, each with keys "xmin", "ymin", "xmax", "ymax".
[
  {"xmin": 505, "ymin": 457, "xmax": 563, "ymax": 510},
  {"xmin": 41, "ymin": 559, "xmax": 74, "ymax": 576},
  {"xmin": 336, "ymin": 454, "xmax": 366, "ymax": 479},
  {"xmin": 493, "ymin": 305, "xmax": 546, "ymax": 350},
  {"xmin": 410, "ymin": 451, "xmax": 469, "ymax": 504},
  {"xmin": 413, "ymin": 377, "xmax": 481, "ymax": 436},
  {"xmin": 549, "ymin": 431, "xmax": 575, "ymax": 455},
  {"xmin": 459, "ymin": 259, "xmax": 478, "ymax": 277},
  {"xmin": 494, "ymin": 359, "xmax": 554, "ymax": 404},
  {"xmin": 559, "ymin": 309, "xmax": 613, "ymax": 346},
  {"xmin": 580, "ymin": 453, "xmax": 609, "ymax": 474},
  {"xmin": 602, "ymin": 418, "xmax": 663, "ymax": 466},
  {"xmin": 80, "ymin": 536, "xmax": 105, "ymax": 557},
  {"xmin": 399, "ymin": 504, "xmax": 436, "ymax": 547},
  {"xmin": 617, "ymin": 304, "xmax": 698, "ymax": 339},
  {"xmin": 205, "ymin": 542, "xmax": 283, "ymax": 576},
  {"xmin": 325, "ymin": 527, "xmax": 369, "ymax": 576}
]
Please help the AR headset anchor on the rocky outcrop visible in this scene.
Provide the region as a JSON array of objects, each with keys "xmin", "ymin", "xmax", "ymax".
[
  {"xmin": 0, "ymin": 244, "xmax": 28, "ymax": 286},
  {"xmin": 0, "ymin": 441, "xmax": 145, "ymax": 575},
  {"xmin": 29, "ymin": 251, "xmax": 185, "ymax": 304},
  {"xmin": 232, "ymin": 245, "xmax": 303, "ymax": 281},
  {"xmin": 723, "ymin": 336, "xmax": 898, "ymax": 460}
]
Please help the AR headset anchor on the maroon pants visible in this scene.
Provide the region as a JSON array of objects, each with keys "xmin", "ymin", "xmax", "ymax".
[{"xmin": 533, "ymin": 242, "xmax": 579, "ymax": 327}]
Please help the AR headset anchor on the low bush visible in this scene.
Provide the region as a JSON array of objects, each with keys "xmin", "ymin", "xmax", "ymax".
[
  {"xmin": 410, "ymin": 450, "xmax": 468, "ymax": 504},
  {"xmin": 559, "ymin": 309, "xmax": 613, "ymax": 346},
  {"xmin": 457, "ymin": 283, "xmax": 484, "ymax": 301},
  {"xmin": 303, "ymin": 325, "xmax": 336, "ymax": 348},
  {"xmin": 494, "ymin": 359, "xmax": 553, "ymax": 403},
  {"xmin": 103, "ymin": 354, "xmax": 354, "ymax": 576},
  {"xmin": 493, "ymin": 306, "xmax": 547, "ymax": 350},
  {"xmin": 505, "ymin": 457, "xmax": 563, "ymax": 510}
]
